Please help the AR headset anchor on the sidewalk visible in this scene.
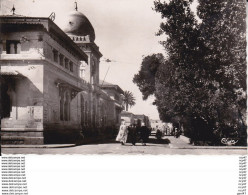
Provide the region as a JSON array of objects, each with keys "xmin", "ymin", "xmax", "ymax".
[
  {"xmin": 1, "ymin": 144, "xmax": 76, "ymax": 148},
  {"xmin": 168, "ymin": 136, "xmax": 247, "ymax": 150},
  {"xmin": 1, "ymin": 136, "xmax": 114, "ymax": 148}
]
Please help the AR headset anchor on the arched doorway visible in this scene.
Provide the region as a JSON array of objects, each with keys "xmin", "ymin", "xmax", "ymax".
[{"xmin": 1, "ymin": 81, "xmax": 12, "ymax": 118}]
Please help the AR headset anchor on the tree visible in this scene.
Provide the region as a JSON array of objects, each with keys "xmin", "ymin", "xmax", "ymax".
[
  {"xmin": 123, "ymin": 91, "xmax": 136, "ymax": 111},
  {"xmin": 197, "ymin": 0, "xmax": 247, "ymax": 144},
  {"xmin": 133, "ymin": 0, "xmax": 246, "ymax": 145},
  {"xmin": 153, "ymin": 0, "xmax": 206, "ymax": 123},
  {"xmin": 133, "ymin": 54, "xmax": 165, "ymax": 100},
  {"xmin": 154, "ymin": 0, "xmax": 246, "ymax": 143}
]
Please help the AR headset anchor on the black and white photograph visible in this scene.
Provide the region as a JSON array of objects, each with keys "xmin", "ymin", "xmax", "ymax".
[{"xmin": 0, "ymin": 0, "xmax": 247, "ymax": 155}]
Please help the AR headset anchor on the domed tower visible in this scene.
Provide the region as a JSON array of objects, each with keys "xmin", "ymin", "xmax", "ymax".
[
  {"xmin": 63, "ymin": 10, "xmax": 95, "ymax": 42},
  {"xmin": 62, "ymin": 3, "xmax": 102, "ymax": 129},
  {"xmin": 62, "ymin": 3, "xmax": 102, "ymax": 87}
]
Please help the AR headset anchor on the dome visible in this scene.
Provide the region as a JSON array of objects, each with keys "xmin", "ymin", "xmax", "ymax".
[{"xmin": 62, "ymin": 11, "xmax": 95, "ymax": 42}]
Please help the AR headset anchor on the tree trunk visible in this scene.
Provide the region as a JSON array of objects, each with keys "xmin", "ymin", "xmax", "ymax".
[{"xmin": 126, "ymin": 104, "xmax": 128, "ymax": 111}]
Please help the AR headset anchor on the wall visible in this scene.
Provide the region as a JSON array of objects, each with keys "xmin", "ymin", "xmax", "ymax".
[
  {"xmin": 1, "ymin": 61, "xmax": 44, "ymax": 130},
  {"xmin": 1, "ymin": 24, "xmax": 122, "ymax": 144},
  {"xmin": 0, "ymin": 31, "xmax": 44, "ymax": 58},
  {"xmin": 43, "ymin": 34, "xmax": 80, "ymax": 78}
]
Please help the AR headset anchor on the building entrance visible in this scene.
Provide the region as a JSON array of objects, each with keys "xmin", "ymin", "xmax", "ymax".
[{"xmin": 1, "ymin": 80, "xmax": 12, "ymax": 118}]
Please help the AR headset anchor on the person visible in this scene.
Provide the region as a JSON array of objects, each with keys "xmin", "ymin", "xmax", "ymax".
[
  {"xmin": 116, "ymin": 121, "xmax": 128, "ymax": 145},
  {"xmin": 155, "ymin": 128, "xmax": 162, "ymax": 140},
  {"xmin": 175, "ymin": 128, "xmax": 182, "ymax": 138},
  {"xmin": 139, "ymin": 123, "xmax": 150, "ymax": 146},
  {"xmin": 174, "ymin": 127, "xmax": 178, "ymax": 137},
  {"xmin": 128, "ymin": 124, "xmax": 137, "ymax": 146}
]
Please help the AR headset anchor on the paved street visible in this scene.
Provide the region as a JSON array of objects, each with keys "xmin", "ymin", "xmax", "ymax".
[{"xmin": 2, "ymin": 136, "xmax": 247, "ymax": 155}]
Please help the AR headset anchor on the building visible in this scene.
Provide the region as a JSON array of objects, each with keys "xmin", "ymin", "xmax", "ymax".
[
  {"xmin": 150, "ymin": 120, "xmax": 173, "ymax": 135},
  {"xmin": 120, "ymin": 112, "xmax": 151, "ymax": 127},
  {"xmin": 150, "ymin": 120, "xmax": 164, "ymax": 130},
  {"xmin": 0, "ymin": 6, "xmax": 124, "ymax": 144},
  {"xmin": 100, "ymin": 80, "xmax": 124, "ymax": 129},
  {"xmin": 133, "ymin": 114, "xmax": 150, "ymax": 127},
  {"xmin": 120, "ymin": 111, "xmax": 135, "ymax": 126}
]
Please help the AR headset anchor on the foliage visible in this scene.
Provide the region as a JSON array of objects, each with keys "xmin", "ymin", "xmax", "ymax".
[
  {"xmin": 197, "ymin": 0, "xmax": 247, "ymax": 143},
  {"xmin": 123, "ymin": 91, "xmax": 136, "ymax": 111},
  {"xmin": 153, "ymin": 0, "xmax": 205, "ymax": 122},
  {"xmin": 133, "ymin": 54, "xmax": 165, "ymax": 100},
  {"xmin": 133, "ymin": 0, "xmax": 246, "ymax": 145}
]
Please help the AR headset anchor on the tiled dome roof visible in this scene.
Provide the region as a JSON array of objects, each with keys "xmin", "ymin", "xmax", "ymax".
[{"xmin": 62, "ymin": 11, "xmax": 95, "ymax": 42}]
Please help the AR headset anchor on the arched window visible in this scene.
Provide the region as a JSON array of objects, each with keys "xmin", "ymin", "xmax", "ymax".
[
  {"xmin": 69, "ymin": 62, "xmax": 73, "ymax": 72},
  {"xmin": 92, "ymin": 99, "xmax": 96, "ymax": 127},
  {"xmin": 59, "ymin": 54, "xmax": 64, "ymax": 66},
  {"xmin": 60, "ymin": 95, "xmax": 64, "ymax": 120},
  {"xmin": 60, "ymin": 90, "xmax": 71, "ymax": 121},
  {"xmin": 6, "ymin": 40, "xmax": 21, "ymax": 54},
  {"xmin": 81, "ymin": 95, "xmax": 85, "ymax": 126},
  {"xmin": 88, "ymin": 102, "xmax": 91, "ymax": 125},
  {"xmin": 91, "ymin": 60, "xmax": 96, "ymax": 85},
  {"xmin": 100, "ymin": 102, "xmax": 104, "ymax": 127},
  {"xmin": 16, "ymin": 43, "xmax": 21, "ymax": 54},
  {"xmin": 85, "ymin": 101, "xmax": 88, "ymax": 126},
  {"xmin": 64, "ymin": 91, "xmax": 70, "ymax": 121},
  {"xmin": 10, "ymin": 43, "xmax": 15, "ymax": 54},
  {"xmin": 104, "ymin": 104, "xmax": 107, "ymax": 126},
  {"xmin": 0, "ymin": 43, "xmax": 3, "ymax": 54},
  {"xmin": 64, "ymin": 58, "xmax": 69, "ymax": 69},
  {"xmin": 80, "ymin": 61, "xmax": 86, "ymax": 79},
  {"xmin": 53, "ymin": 49, "xmax": 58, "ymax": 62}
]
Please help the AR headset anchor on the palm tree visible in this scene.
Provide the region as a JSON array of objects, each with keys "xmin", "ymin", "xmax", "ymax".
[{"xmin": 123, "ymin": 91, "xmax": 136, "ymax": 111}]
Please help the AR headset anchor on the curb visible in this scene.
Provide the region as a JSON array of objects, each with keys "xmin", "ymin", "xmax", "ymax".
[
  {"xmin": 169, "ymin": 144, "xmax": 247, "ymax": 150},
  {"xmin": 176, "ymin": 136, "xmax": 247, "ymax": 150},
  {"xmin": 1, "ymin": 144, "xmax": 76, "ymax": 148}
]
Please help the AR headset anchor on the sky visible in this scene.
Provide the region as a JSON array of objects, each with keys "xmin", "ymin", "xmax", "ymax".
[{"xmin": 1, "ymin": 0, "xmax": 168, "ymax": 119}]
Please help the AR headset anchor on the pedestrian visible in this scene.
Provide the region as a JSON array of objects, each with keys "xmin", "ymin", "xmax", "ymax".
[
  {"xmin": 139, "ymin": 123, "xmax": 150, "ymax": 146},
  {"xmin": 174, "ymin": 127, "xmax": 178, "ymax": 137},
  {"xmin": 155, "ymin": 128, "xmax": 162, "ymax": 140},
  {"xmin": 116, "ymin": 121, "xmax": 128, "ymax": 145},
  {"xmin": 128, "ymin": 124, "xmax": 137, "ymax": 146}
]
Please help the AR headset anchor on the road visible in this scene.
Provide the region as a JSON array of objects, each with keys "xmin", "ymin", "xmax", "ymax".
[{"xmin": 2, "ymin": 136, "xmax": 247, "ymax": 155}]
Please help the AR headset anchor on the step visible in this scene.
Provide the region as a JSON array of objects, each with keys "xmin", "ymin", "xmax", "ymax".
[
  {"xmin": 1, "ymin": 131, "xmax": 43, "ymax": 137},
  {"xmin": 1, "ymin": 136, "xmax": 44, "ymax": 145}
]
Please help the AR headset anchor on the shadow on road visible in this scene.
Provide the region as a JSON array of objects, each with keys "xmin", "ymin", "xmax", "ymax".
[
  {"xmin": 79, "ymin": 137, "xmax": 171, "ymax": 146},
  {"xmin": 79, "ymin": 138, "xmax": 117, "ymax": 145},
  {"xmin": 147, "ymin": 138, "xmax": 171, "ymax": 144}
]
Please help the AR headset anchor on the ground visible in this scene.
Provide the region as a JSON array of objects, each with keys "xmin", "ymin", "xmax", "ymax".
[{"xmin": 2, "ymin": 136, "xmax": 247, "ymax": 155}]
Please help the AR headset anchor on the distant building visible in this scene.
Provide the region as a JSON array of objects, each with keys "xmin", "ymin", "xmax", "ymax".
[
  {"xmin": 120, "ymin": 111, "xmax": 134, "ymax": 126},
  {"xmin": 100, "ymin": 80, "xmax": 124, "ymax": 128},
  {"xmin": 120, "ymin": 112, "xmax": 151, "ymax": 127},
  {"xmin": 150, "ymin": 120, "xmax": 164, "ymax": 130},
  {"xmin": 134, "ymin": 114, "xmax": 150, "ymax": 127},
  {"xmin": 0, "ymin": 7, "xmax": 124, "ymax": 144},
  {"xmin": 150, "ymin": 120, "xmax": 173, "ymax": 135}
]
